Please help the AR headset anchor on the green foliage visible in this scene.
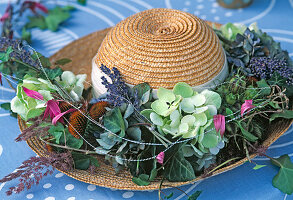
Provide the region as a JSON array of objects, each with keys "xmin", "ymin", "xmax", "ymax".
[
  {"xmin": 21, "ymin": 27, "xmax": 31, "ymax": 43},
  {"xmin": 188, "ymin": 191, "xmax": 202, "ymax": 200},
  {"xmin": 164, "ymin": 148, "xmax": 196, "ymax": 182},
  {"xmin": 104, "ymin": 107, "xmax": 125, "ymax": 134},
  {"xmin": 0, "ymin": 102, "xmax": 17, "ymax": 118},
  {"xmin": 72, "ymin": 152, "xmax": 99, "ymax": 170},
  {"xmin": 132, "ymin": 174, "xmax": 150, "ymax": 186},
  {"xmin": 271, "ymin": 155, "xmax": 293, "ymax": 194},
  {"xmin": 270, "ymin": 110, "xmax": 293, "ymax": 121},
  {"xmin": 25, "ymin": 6, "xmax": 75, "ymax": 32},
  {"xmin": 54, "ymin": 58, "xmax": 72, "ymax": 66},
  {"xmin": 253, "ymin": 164, "xmax": 266, "ymax": 170}
]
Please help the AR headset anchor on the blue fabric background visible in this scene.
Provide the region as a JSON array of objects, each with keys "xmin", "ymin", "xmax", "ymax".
[{"xmin": 0, "ymin": 0, "xmax": 293, "ymax": 199}]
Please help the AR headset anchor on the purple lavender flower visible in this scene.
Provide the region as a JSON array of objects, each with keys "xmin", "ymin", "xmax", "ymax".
[
  {"xmin": 100, "ymin": 64, "xmax": 140, "ymax": 109},
  {"xmin": 249, "ymin": 57, "xmax": 293, "ymax": 85}
]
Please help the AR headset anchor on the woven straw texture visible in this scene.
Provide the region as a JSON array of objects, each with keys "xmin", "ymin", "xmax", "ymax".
[
  {"xmin": 18, "ymin": 21, "xmax": 293, "ymax": 190},
  {"xmin": 94, "ymin": 8, "xmax": 225, "ymax": 89}
]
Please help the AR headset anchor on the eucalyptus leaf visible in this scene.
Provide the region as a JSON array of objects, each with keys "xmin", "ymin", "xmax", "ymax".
[
  {"xmin": 202, "ymin": 133, "xmax": 219, "ymax": 148},
  {"xmin": 124, "ymin": 104, "xmax": 134, "ymax": 119},
  {"xmin": 104, "ymin": 107, "xmax": 125, "ymax": 133},
  {"xmin": 201, "ymin": 90, "xmax": 222, "ymax": 109}
]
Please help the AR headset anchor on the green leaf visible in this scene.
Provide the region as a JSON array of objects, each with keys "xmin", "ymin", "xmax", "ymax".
[
  {"xmin": 157, "ymin": 87, "xmax": 175, "ymax": 103},
  {"xmin": 188, "ymin": 190, "xmax": 202, "ymax": 200},
  {"xmin": 150, "ymin": 112, "xmax": 164, "ymax": 126},
  {"xmin": 164, "ymin": 149, "xmax": 196, "ymax": 182},
  {"xmin": 89, "ymin": 157, "xmax": 100, "ymax": 167},
  {"xmin": 126, "ymin": 127, "xmax": 141, "ymax": 141},
  {"xmin": 42, "ymin": 67, "xmax": 63, "ymax": 80},
  {"xmin": 72, "ymin": 152, "xmax": 91, "ymax": 170},
  {"xmin": 270, "ymin": 110, "xmax": 293, "ymax": 121},
  {"xmin": 165, "ymin": 192, "xmax": 174, "ymax": 199},
  {"xmin": 191, "ymin": 94, "xmax": 206, "ymax": 107},
  {"xmin": 256, "ymin": 79, "xmax": 271, "ymax": 96},
  {"xmin": 124, "ymin": 104, "xmax": 134, "ymax": 119},
  {"xmin": 173, "ymin": 82, "xmax": 194, "ymax": 98},
  {"xmin": 21, "ymin": 27, "xmax": 31, "ymax": 44},
  {"xmin": 45, "ymin": 6, "xmax": 71, "ymax": 31},
  {"xmin": 201, "ymin": 90, "xmax": 222, "ymax": 109},
  {"xmin": 59, "ymin": 129, "xmax": 83, "ymax": 149},
  {"xmin": 132, "ymin": 177, "xmax": 150, "ymax": 186},
  {"xmin": 0, "ymin": 103, "xmax": 11, "ymax": 111},
  {"xmin": 26, "ymin": 16, "xmax": 47, "ymax": 29},
  {"xmin": 48, "ymin": 123, "xmax": 64, "ymax": 144},
  {"xmin": 202, "ymin": 133, "xmax": 218, "ymax": 148},
  {"xmin": 253, "ymin": 164, "xmax": 266, "ymax": 170},
  {"xmin": 149, "ymin": 168, "xmax": 157, "ymax": 181},
  {"xmin": 77, "ymin": 0, "xmax": 87, "ymax": 5},
  {"xmin": 271, "ymin": 155, "xmax": 293, "ymax": 194},
  {"xmin": 237, "ymin": 122, "xmax": 258, "ymax": 142},
  {"xmin": 54, "ymin": 58, "xmax": 72, "ymax": 66},
  {"xmin": 104, "ymin": 107, "xmax": 125, "ymax": 133},
  {"xmin": 133, "ymin": 83, "xmax": 151, "ymax": 99}
]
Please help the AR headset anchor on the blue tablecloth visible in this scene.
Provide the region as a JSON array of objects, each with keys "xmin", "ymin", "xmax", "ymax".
[{"xmin": 1, "ymin": 0, "xmax": 293, "ymax": 199}]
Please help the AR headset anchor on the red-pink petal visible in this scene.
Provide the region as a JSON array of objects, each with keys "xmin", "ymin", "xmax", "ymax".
[
  {"xmin": 241, "ymin": 100, "xmax": 255, "ymax": 117},
  {"xmin": 23, "ymin": 87, "xmax": 44, "ymax": 100},
  {"xmin": 46, "ymin": 100, "xmax": 61, "ymax": 117},
  {"xmin": 52, "ymin": 108, "xmax": 76, "ymax": 125},
  {"xmin": 0, "ymin": 73, "xmax": 2, "ymax": 85},
  {"xmin": 156, "ymin": 152, "xmax": 165, "ymax": 165},
  {"xmin": 0, "ymin": 12, "xmax": 9, "ymax": 22},
  {"xmin": 35, "ymin": 3, "xmax": 48, "ymax": 13},
  {"xmin": 213, "ymin": 114, "xmax": 225, "ymax": 137}
]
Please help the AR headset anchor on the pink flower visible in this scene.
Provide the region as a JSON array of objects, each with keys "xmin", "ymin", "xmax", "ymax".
[
  {"xmin": 24, "ymin": 1, "xmax": 48, "ymax": 13},
  {"xmin": 52, "ymin": 108, "xmax": 76, "ymax": 125},
  {"xmin": 156, "ymin": 152, "xmax": 165, "ymax": 165},
  {"xmin": 43, "ymin": 100, "xmax": 62, "ymax": 121},
  {"xmin": 241, "ymin": 100, "xmax": 255, "ymax": 117},
  {"xmin": 0, "ymin": 73, "xmax": 2, "ymax": 85},
  {"xmin": 23, "ymin": 87, "xmax": 44, "ymax": 100},
  {"xmin": 0, "ymin": 5, "xmax": 11, "ymax": 22},
  {"xmin": 213, "ymin": 114, "xmax": 225, "ymax": 137}
]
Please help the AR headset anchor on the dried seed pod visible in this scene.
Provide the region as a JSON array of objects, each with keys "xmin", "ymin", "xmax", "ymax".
[
  {"xmin": 59, "ymin": 101, "xmax": 72, "ymax": 113},
  {"xmin": 68, "ymin": 110, "xmax": 87, "ymax": 139},
  {"xmin": 46, "ymin": 144, "xmax": 54, "ymax": 153},
  {"xmin": 89, "ymin": 101, "xmax": 109, "ymax": 121}
]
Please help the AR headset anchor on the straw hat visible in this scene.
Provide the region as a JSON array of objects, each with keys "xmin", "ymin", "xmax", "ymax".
[
  {"xmin": 20, "ymin": 9, "xmax": 292, "ymax": 190},
  {"xmin": 91, "ymin": 8, "xmax": 228, "ymax": 97}
]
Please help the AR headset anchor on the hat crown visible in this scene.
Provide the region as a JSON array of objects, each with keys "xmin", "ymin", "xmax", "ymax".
[{"xmin": 95, "ymin": 8, "xmax": 225, "ymax": 89}]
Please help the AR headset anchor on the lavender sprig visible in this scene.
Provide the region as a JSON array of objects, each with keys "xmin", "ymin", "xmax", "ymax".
[{"xmin": 100, "ymin": 64, "xmax": 140, "ymax": 109}]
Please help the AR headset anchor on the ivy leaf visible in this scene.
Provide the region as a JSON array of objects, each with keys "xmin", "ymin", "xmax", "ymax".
[
  {"xmin": 164, "ymin": 149, "xmax": 196, "ymax": 182},
  {"xmin": 256, "ymin": 79, "xmax": 271, "ymax": 96},
  {"xmin": 165, "ymin": 192, "xmax": 173, "ymax": 199},
  {"xmin": 271, "ymin": 155, "xmax": 293, "ymax": 194},
  {"xmin": 270, "ymin": 110, "xmax": 293, "ymax": 121},
  {"xmin": 45, "ymin": 6, "xmax": 71, "ymax": 31},
  {"xmin": 72, "ymin": 152, "xmax": 91, "ymax": 170},
  {"xmin": 26, "ymin": 16, "xmax": 47, "ymax": 29},
  {"xmin": 237, "ymin": 121, "xmax": 258, "ymax": 142},
  {"xmin": 188, "ymin": 191, "xmax": 202, "ymax": 200},
  {"xmin": 54, "ymin": 58, "xmax": 72, "ymax": 66},
  {"xmin": 77, "ymin": 0, "xmax": 87, "ymax": 5},
  {"xmin": 132, "ymin": 174, "xmax": 150, "ymax": 186}
]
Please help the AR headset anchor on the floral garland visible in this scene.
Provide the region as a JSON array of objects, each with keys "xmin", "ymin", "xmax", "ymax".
[{"xmin": 0, "ymin": 22, "xmax": 293, "ymax": 199}]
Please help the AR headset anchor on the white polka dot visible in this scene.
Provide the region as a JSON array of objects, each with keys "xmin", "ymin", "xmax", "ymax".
[
  {"xmin": 147, "ymin": 190, "xmax": 154, "ymax": 192},
  {"xmin": 0, "ymin": 144, "xmax": 3, "ymax": 156},
  {"xmin": 200, "ymin": 15, "xmax": 207, "ymax": 20},
  {"xmin": 44, "ymin": 197, "xmax": 55, "ymax": 200},
  {"xmin": 212, "ymin": 2, "xmax": 219, "ymax": 7},
  {"xmin": 238, "ymin": 8, "xmax": 243, "ymax": 12},
  {"xmin": 211, "ymin": 8, "xmax": 217, "ymax": 13},
  {"xmin": 43, "ymin": 183, "xmax": 52, "ymax": 189},
  {"xmin": 214, "ymin": 16, "xmax": 220, "ymax": 21},
  {"xmin": 122, "ymin": 191, "xmax": 134, "ymax": 199},
  {"xmin": 87, "ymin": 185, "xmax": 96, "ymax": 191},
  {"xmin": 197, "ymin": 4, "xmax": 204, "ymax": 9},
  {"xmin": 182, "ymin": 8, "xmax": 189, "ymax": 12},
  {"xmin": 67, "ymin": 197, "xmax": 75, "ymax": 200},
  {"xmin": 26, "ymin": 193, "xmax": 34, "ymax": 199},
  {"xmin": 65, "ymin": 184, "xmax": 74, "ymax": 191},
  {"xmin": 184, "ymin": 1, "xmax": 190, "ymax": 6},
  {"xmin": 194, "ymin": 10, "xmax": 200, "ymax": 16},
  {"xmin": 225, "ymin": 12, "xmax": 233, "ymax": 17},
  {"xmin": 55, "ymin": 173, "xmax": 64, "ymax": 178}
]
